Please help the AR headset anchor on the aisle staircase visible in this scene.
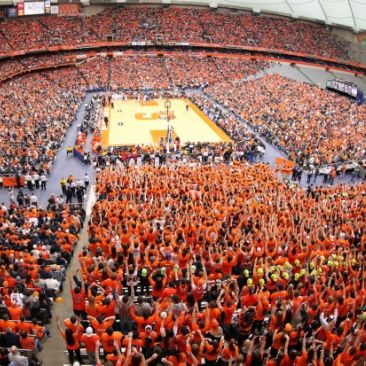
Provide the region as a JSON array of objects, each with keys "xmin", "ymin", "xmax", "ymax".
[
  {"xmin": 162, "ymin": 58, "xmax": 174, "ymax": 88},
  {"xmin": 106, "ymin": 56, "xmax": 112, "ymax": 90},
  {"xmin": 0, "ymin": 29, "xmax": 15, "ymax": 50}
]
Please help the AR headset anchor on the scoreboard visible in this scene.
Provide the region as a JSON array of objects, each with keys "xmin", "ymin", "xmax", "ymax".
[
  {"xmin": 326, "ymin": 79, "xmax": 358, "ymax": 98},
  {"xmin": 24, "ymin": 1, "xmax": 45, "ymax": 15},
  {"xmin": 326, "ymin": 79, "xmax": 365, "ymax": 105},
  {"xmin": 3, "ymin": 0, "xmax": 58, "ymax": 17}
]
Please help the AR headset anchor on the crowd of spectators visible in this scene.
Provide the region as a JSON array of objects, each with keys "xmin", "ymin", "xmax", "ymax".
[
  {"xmin": 189, "ymin": 94, "xmax": 265, "ymax": 160},
  {"xmin": 111, "ymin": 56, "xmax": 170, "ymax": 90},
  {"xmin": 206, "ymin": 74, "xmax": 366, "ymax": 166},
  {"xmin": 0, "ymin": 11, "xmax": 364, "ymax": 366},
  {"xmin": 0, "ymin": 33, "xmax": 13, "ymax": 54},
  {"xmin": 79, "ymin": 57, "xmax": 109, "ymax": 90},
  {"xmin": 0, "ymin": 59, "xmax": 24, "ymax": 82},
  {"xmin": 0, "ymin": 9, "xmax": 114, "ymax": 51},
  {"xmin": 198, "ymin": 12, "xmax": 350, "ymax": 60},
  {"xmin": 0, "ymin": 19, "xmax": 47, "ymax": 51},
  {"xmin": 58, "ymin": 3, "xmax": 81, "ymax": 17},
  {"xmin": 101, "ymin": 56, "xmax": 366, "ymax": 167},
  {"xmin": 0, "ymin": 54, "xmax": 70, "ymax": 82},
  {"xmin": 0, "ymin": 7, "xmax": 351, "ymax": 61},
  {"xmin": 0, "ymin": 197, "xmax": 83, "ymax": 363},
  {"xmin": 0, "ymin": 68, "xmax": 83, "ymax": 177},
  {"xmin": 1, "ymin": 51, "xmax": 365, "ymax": 179},
  {"xmin": 109, "ymin": 55, "xmax": 267, "ymax": 90},
  {"xmin": 163, "ymin": 56, "xmax": 219, "ymax": 88},
  {"xmin": 163, "ymin": 56, "xmax": 267, "ymax": 88},
  {"xmin": 92, "ymin": 138, "xmax": 261, "ymax": 169},
  {"xmin": 58, "ymin": 161, "xmax": 366, "ymax": 365},
  {"xmin": 0, "ymin": 54, "xmax": 268, "ymax": 178}
]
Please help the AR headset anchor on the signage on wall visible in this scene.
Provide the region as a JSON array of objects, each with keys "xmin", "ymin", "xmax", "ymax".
[
  {"xmin": 24, "ymin": 1, "xmax": 45, "ymax": 15},
  {"xmin": 7, "ymin": 7, "xmax": 18, "ymax": 17},
  {"xmin": 17, "ymin": 2, "xmax": 24, "ymax": 16}
]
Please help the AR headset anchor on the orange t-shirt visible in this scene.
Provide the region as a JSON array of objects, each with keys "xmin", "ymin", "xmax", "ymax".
[
  {"xmin": 80, "ymin": 334, "xmax": 99, "ymax": 352},
  {"xmin": 100, "ymin": 331, "xmax": 123, "ymax": 353},
  {"xmin": 8, "ymin": 306, "xmax": 23, "ymax": 320},
  {"xmin": 19, "ymin": 336, "xmax": 35, "ymax": 350},
  {"xmin": 60, "ymin": 330, "xmax": 81, "ymax": 351}
]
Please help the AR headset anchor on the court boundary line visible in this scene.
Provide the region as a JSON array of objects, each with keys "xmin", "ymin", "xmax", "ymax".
[
  {"xmin": 184, "ymin": 98, "xmax": 232, "ymax": 143},
  {"xmin": 103, "ymin": 97, "xmax": 232, "ymax": 147}
]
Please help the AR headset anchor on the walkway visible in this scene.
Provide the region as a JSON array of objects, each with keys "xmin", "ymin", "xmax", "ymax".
[{"xmin": 41, "ymin": 222, "xmax": 90, "ymax": 366}]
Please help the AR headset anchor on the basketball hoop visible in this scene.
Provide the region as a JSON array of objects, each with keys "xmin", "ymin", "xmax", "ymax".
[{"xmin": 164, "ymin": 100, "xmax": 173, "ymax": 145}]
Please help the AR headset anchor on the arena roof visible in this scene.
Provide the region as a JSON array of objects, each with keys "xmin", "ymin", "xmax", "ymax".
[
  {"xmin": 163, "ymin": 0, "xmax": 366, "ymax": 31},
  {"xmin": 0, "ymin": 0, "xmax": 365, "ymax": 32}
]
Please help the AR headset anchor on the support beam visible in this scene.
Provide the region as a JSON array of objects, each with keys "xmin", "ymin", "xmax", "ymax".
[
  {"xmin": 346, "ymin": 0, "xmax": 357, "ymax": 28},
  {"xmin": 316, "ymin": 0, "xmax": 329, "ymax": 23},
  {"xmin": 284, "ymin": 0, "xmax": 295, "ymax": 16}
]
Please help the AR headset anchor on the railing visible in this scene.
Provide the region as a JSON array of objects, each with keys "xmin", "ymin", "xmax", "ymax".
[
  {"xmin": 1, "ymin": 49, "xmax": 364, "ymax": 93},
  {"xmin": 0, "ymin": 62, "xmax": 76, "ymax": 83},
  {"xmin": 0, "ymin": 41, "xmax": 365, "ymax": 72}
]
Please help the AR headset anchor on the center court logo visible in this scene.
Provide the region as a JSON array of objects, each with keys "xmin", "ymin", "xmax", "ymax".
[{"xmin": 135, "ymin": 111, "xmax": 176, "ymax": 120}]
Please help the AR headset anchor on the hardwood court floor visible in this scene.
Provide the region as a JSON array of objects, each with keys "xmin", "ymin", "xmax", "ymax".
[{"xmin": 104, "ymin": 98, "xmax": 231, "ymax": 146}]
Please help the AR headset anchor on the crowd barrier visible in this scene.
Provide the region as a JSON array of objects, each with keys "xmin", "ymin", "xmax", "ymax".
[
  {"xmin": 85, "ymin": 87, "xmax": 107, "ymax": 93},
  {"xmin": 1, "ymin": 41, "xmax": 365, "ymax": 73},
  {"xmin": 0, "ymin": 62, "xmax": 76, "ymax": 83},
  {"xmin": 73, "ymin": 148, "xmax": 84, "ymax": 163},
  {"xmin": 0, "ymin": 176, "xmax": 25, "ymax": 188},
  {"xmin": 1, "ymin": 51, "xmax": 364, "ymax": 92}
]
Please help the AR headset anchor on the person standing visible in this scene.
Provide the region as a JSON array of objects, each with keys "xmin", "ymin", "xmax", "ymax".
[
  {"xmin": 80, "ymin": 327, "xmax": 99, "ymax": 365},
  {"xmin": 15, "ymin": 172, "xmax": 22, "ymax": 189},
  {"xmin": 76, "ymin": 187, "xmax": 84, "ymax": 204},
  {"xmin": 330, "ymin": 166, "xmax": 337, "ymax": 185},
  {"xmin": 40, "ymin": 174, "xmax": 47, "ymax": 191},
  {"xmin": 66, "ymin": 186, "xmax": 73, "ymax": 204},
  {"xmin": 16, "ymin": 190, "xmax": 24, "ymax": 206},
  {"xmin": 313, "ymin": 166, "xmax": 319, "ymax": 183},
  {"xmin": 30, "ymin": 175, "xmax": 35, "ymax": 191},
  {"xmin": 83, "ymin": 173, "xmax": 90, "ymax": 189},
  {"xmin": 70, "ymin": 180, "xmax": 76, "ymax": 197},
  {"xmin": 306, "ymin": 168, "xmax": 312, "ymax": 184},
  {"xmin": 25, "ymin": 173, "xmax": 32, "ymax": 191},
  {"xmin": 60, "ymin": 177, "xmax": 67, "ymax": 195},
  {"xmin": 76, "ymin": 179, "xmax": 84, "ymax": 194},
  {"xmin": 56, "ymin": 316, "xmax": 83, "ymax": 365},
  {"xmin": 29, "ymin": 193, "xmax": 38, "ymax": 208},
  {"xmin": 33, "ymin": 172, "xmax": 40, "ymax": 189},
  {"xmin": 69, "ymin": 275, "xmax": 86, "ymax": 318},
  {"xmin": 8, "ymin": 188, "xmax": 15, "ymax": 206},
  {"xmin": 8, "ymin": 346, "xmax": 28, "ymax": 366},
  {"xmin": 323, "ymin": 167, "xmax": 330, "ymax": 184}
]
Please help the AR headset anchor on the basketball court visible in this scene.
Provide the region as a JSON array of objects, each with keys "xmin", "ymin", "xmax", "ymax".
[{"xmin": 100, "ymin": 98, "xmax": 231, "ymax": 147}]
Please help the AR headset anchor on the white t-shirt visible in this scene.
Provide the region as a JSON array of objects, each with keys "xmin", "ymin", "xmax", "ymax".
[
  {"xmin": 10, "ymin": 293, "xmax": 24, "ymax": 307},
  {"xmin": 8, "ymin": 352, "xmax": 29, "ymax": 366}
]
